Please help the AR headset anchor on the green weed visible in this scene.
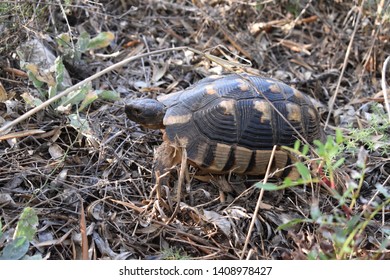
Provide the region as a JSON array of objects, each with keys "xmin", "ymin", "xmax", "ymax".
[
  {"xmin": 0, "ymin": 208, "xmax": 40, "ymax": 260},
  {"xmin": 17, "ymin": 31, "xmax": 119, "ymax": 136},
  {"xmin": 256, "ymin": 129, "xmax": 389, "ymax": 259}
]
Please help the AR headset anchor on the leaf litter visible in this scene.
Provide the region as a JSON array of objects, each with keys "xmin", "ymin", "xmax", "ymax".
[{"xmin": 0, "ymin": 0, "xmax": 389, "ymax": 260}]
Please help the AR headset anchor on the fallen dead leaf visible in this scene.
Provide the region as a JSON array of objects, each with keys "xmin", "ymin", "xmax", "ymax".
[
  {"xmin": 0, "ymin": 82, "xmax": 8, "ymax": 102},
  {"xmin": 203, "ymin": 210, "xmax": 231, "ymax": 236},
  {"xmin": 48, "ymin": 143, "xmax": 64, "ymax": 159}
]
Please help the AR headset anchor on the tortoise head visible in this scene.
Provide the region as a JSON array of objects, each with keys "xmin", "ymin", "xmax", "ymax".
[{"xmin": 125, "ymin": 99, "xmax": 166, "ymax": 129}]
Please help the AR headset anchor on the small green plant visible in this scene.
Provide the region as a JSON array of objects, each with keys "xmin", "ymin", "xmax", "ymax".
[
  {"xmin": 161, "ymin": 248, "xmax": 190, "ymax": 260},
  {"xmin": 0, "ymin": 207, "xmax": 40, "ymax": 260},
  {"xmin": 285, "ymin": 0, "xmax": 301, "ymax": 17},
  {"xmin": 257, "ymin": 132, "xmax": 344, "ymax": 192},
  {"xmin": 17, "ymin": 31, "xmax": 120, "ymax": 136},
  {"xmin": 19, "ymin": 32, "xmax": 119, "ymax": 111},
  {"xmin": 346, "ymin": 105, "xmax": 390, "ymax": 155},
  {"xmin": 256, "ymin": 130, "xmax": 390, "ymax": 259}
]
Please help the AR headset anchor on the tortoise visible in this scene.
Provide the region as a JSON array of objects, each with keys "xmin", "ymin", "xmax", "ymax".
[{"xmin": 125, "ymin": 73, "xmax": 322, "ymax": 182}]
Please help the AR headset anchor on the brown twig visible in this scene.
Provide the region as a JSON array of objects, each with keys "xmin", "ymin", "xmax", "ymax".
[
  {"xmin": 79, "ymin": 198, "xmax": 89, "ymax": 260},
  {"xmin": 0, "ymin": 129, "xmax": 45, "ymax": 140},
  {"xmin": 240, "ymin": 145, "xmax": 277, "ymax": 260}
]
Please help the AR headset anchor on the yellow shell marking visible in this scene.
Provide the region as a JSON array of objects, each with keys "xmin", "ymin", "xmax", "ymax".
[
  {"xmin": 308, "ymin": 107, "xmax": 318, "ymax": 120},
  {"xmin": 269, "ymin": 83, "xmax": 281, "ymax": 93},
  {"xmin": 272, "ymin": 150, "xmax": 289, "ymax": 177},
  {"xmin": 205, "ymin": 85, "xmax": 217, "ymax": 95},
  {"xmin": 286, "ymin": 103, "xmax": 302, "ymax": 122},
  {"xmin": 235, "ymin": 79, "xmax": 250, "ymax": 91},
  {"xmin": 252, "ymin": 150, "xmax": 272, "ymax": 175},
  {"xmin": 213, "ymin": 143, "xmax": 232, "ymax": 171},
  {"xmin": 219, "ymin": 100, "xmax": 236, "ymax": 115},
  {"xmin": 253, "ymin": 100, "xmax": 271, "ymax": 122},
  {"xmin": 164, "ymin": 114, "xmax": 192, "ymax": 125},
  {"xmin": 233, "ymin": 146, "xmax": 253, "ymax": 174},
  {"xmin": 293, "ymin": 88, "xmax": 304, "ymax": 99},
  {"xmin": 193, "ymin": 142, "xmax": 209, "ymax": 166}
]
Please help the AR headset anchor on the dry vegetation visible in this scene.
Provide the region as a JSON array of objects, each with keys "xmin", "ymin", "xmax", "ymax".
[{"xmin": 0, "ymin": 0, "xmax": 389, "ymax": 260}]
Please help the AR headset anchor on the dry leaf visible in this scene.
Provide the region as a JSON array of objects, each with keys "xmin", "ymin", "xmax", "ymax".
[
  {"xmin": 51, "ymin": 169, "xmax": 68, "ymax": 188},
  {"xmin": 152, "ymin": 61, "xmax": 169, "ymax": 83},
  {"xmin": 136, "ymin": 224, "xmax": 161, "ymax": 234},
  {"xmin": 48, "ymin": 143, "xmax": 64, "ymax": 159},
  {"xmin": 0, "ymin": 82, "xmax": 8, "ymax": 102},
  {"xmin": 25, "ymin": 63, "xmax": 56, "ymax": 86},
  {"xmin": 0, "ymin": 193, "xmax": 16, "ymax": 207},
  {"xmin": 203, "ymin": 210, "xmax": 231, "ymax": 236}
]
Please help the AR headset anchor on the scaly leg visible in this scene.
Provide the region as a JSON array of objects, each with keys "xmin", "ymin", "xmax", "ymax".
[{"xmin": 152, "ymin": 141, "xmax": 183, "ymax": 210}]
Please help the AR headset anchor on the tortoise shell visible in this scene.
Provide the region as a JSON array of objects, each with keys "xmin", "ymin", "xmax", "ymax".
[{"xmin": 126, "ymin": 73, "xmax": 322, "ymax": 177}]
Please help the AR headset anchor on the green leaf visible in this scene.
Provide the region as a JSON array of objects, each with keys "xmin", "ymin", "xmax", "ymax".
[
  {"xmin": 87, "ymin": 32, "xmax": 115, "ymax": 50},
  {"xmin": 296, "ymin": 162, "xmax": 311, "ymax": 181},
  {"xmin": 254, "ymin": 182, "xmax": 280, "ymax": 191},
  {"xmin": 302, "ymin": 144, "xmax": 309, "ymax": 156},
  {"xmin": 293, "ymin": 140, "xmax": 300, "ymax": 151},
  {"xmin": 21, "ymin": 92, "xmax": 43, "ymax": 107},
  {"xmin": 346, "ymin": 215, "xmax": 360, "ymax": 232},
  {"xmin": 56, "ymin": 33, "xmax": 71, "ymax": 47},
  {"xmin": 56, "ymin": 33, "xmax": 75, "ymax": 60},
  {"xmin": 60, "ymin": 83, "xmax": 91, "ymax": 107},
  {"xmin": 76, "ymin": 31, "xmax": 91, "ymax": 54},
  {"xmin": 54, "ymin": 56, "xmax": 65, "ymax": 90},
  {"xmin": 79, "ymin": 91, "xmax": 98, "ymax": 111},
  {"xmin": 375, "ymin": 183, "xmax": 390, "ymax": 198},
  {"xmin": 68, "ymin": 114, "xmax": 92, "ymax": 135},
  {"xmin": 283, "ymin": 177, "xmax": 293, "ymax": 187},
  {"xmin": 96, "ymin": 90, "xmax": 120, "ymax": 101},
  {"xmin": 22, "ymin": 254, "xmax": 43, "ymax": 260},
  {"xmin": 336, "ymin": 129, "xmax": 344, "ymax": 144},
  {"xmin": 48, "ymin": 85, "xmax": 57, "ymax": 100},
  {"xmin": 277, "ymin": 218, "xmax": 309, "ymax": 231},
  {"xmin": 0, "ymin": 236, "xmax": 29, "ymax": 260},
  {"xmin": 313, "ymin": 139, "xmax": 323, "ymax": 148},
  {"xmin": 333, "ymin": 157, "xmax": 345, "ymax": 169},
  {"xmin": 14, "ymin": 207, "xmax": 38, "ymax": 241},
  {"xmin": 27, "ymin": 69, "xmax": 44, "ymax": 90},
  {"xmin": 307, "ymin": 250, "xmax": 320, "ymax": 260}
]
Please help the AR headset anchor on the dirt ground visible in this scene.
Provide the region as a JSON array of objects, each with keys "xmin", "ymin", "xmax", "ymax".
[{"xmin": 0, "ymin": 0, "xmax": 389, "ymax": 260}]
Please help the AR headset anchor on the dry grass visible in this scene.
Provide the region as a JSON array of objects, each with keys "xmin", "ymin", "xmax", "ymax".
[{"xmin": 0, "ymin": 0, "xmax": 389, "ymax": 260}]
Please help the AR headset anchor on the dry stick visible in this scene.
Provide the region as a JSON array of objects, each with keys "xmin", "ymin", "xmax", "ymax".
[
  {"xmin": 240, "ymin": 145, "xmax": 278, "ymax": 260},
  {"xmin": 79, "ymin": 198, "xmax": 89, "ymax": 260},
  {"xmin": 381, "ymin": 56, "xmax": 390, "ymax": 123},
  {"xmin": 324, "ymin": 3, "xmax": 364, "ymax": 129}
]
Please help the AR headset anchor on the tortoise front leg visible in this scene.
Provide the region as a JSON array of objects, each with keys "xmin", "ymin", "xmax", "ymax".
[{"xmin": 153, "ymin": 141, "xmax": 181, "ymax": 187}]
